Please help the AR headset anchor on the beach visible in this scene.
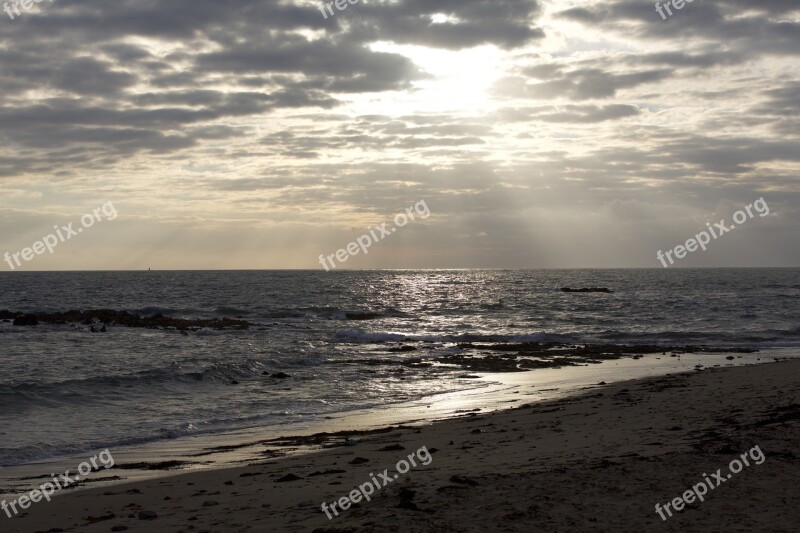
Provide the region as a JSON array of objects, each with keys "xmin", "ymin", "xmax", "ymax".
[
  {"xmin": 1, "ymin": 0, "xmax": 798, "ymax": 529},
  {"xmin": 5, "ymin": 358, "xmax": 798, "ymax": 532}
]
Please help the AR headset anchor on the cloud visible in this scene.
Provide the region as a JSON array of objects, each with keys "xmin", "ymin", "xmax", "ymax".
[{"xmin": 0, "ymin": 0, "xmax": 797, "ymax": 268}]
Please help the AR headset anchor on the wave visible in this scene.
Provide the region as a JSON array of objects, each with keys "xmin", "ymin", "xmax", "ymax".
[
  {"xmin": 335, "ymin": 329, "xmax": 409, "ymax": 343},
  {"xmin": 0, "ymin": 409, "xmax": 302, "ymax": 466},
  {"xmin": 212, "ymin": 306, "xmax": 252, "ymax": 316},
  {"xmin": 0, "ymin": 360, "xmax": 276, "ymax": 396},
  {"xmin": 257, "ymin": 307, "xmax": 410, "ymax": 322},
  {"xmin": 0, "ymin": 388, "xmax": 41, "ymax": 411},
  {"xmin": 763, "ymin": 283, "xmax": 800, "ymax": 290},
  {"xmin": 334, "ymin": 327, "xmax": 800, "ymax": 347},
  {"xmin": 334, "ymin": 329, "xmax": 574, "ymax": 344},
  {"xmin": 196, "ymin": 327, "xmax": 224, "ymax": 336}
]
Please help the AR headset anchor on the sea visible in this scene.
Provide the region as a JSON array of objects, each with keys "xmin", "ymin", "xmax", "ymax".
[{"xmin": 1, "ymin": 269, "xmax": 798, "ymax": 492}]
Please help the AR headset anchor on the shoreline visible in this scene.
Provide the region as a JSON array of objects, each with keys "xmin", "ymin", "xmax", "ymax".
[
  {"xmin": 1, "ymin": 348, "xmax": 785, "ymax": 496},
  {"xmin": 4, "ymin": 357, "xmax": 799, "ymax": 532}
]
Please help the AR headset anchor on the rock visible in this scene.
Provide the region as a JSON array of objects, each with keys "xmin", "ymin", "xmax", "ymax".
[
  {"xmin": 449, "ymin": 475, "xmax": 479, "ymax": 486},
  {"xmin": 560, "ymin": 287, "xmax": 613, "ymax": 293},
  {"xmin": 397, "ymin": 500, "xmax": 422, "ymax": 511},
  {"xmin": 399, "ymin": 488, "xmax": 416, "ymax": 501},
  {"xmin": 111, "ymin": 527, "xmax": 129, "ymax": 532},
  {"xmin": 85, "ymin": 512, "xmax": 115, "ymax": 523},
  {"xmin": 3, "ymin": 309, "xmax": 250, "ymax": 330},
  {"xmin": 270, "ymin": 372, "xmax": 291, "ymax": 379},
  {"xmin": 201, "ymin": 501, "xmax": 219, "ymax": 507},
  {"xmin": 116, "ymin": 461, "xmax": 187, "ymax": 471},
  {"xmin": 349, "ymin": 457, "xmax": 369, "ymax": 465},
  {"xmin": 275, "ymin": 473, "xmax": 302, "ymax": 482},
  {"xmin": 389, "ymin": 345, "xmax": 417, "ymax": 352},
  {"xmin": 137, "ymin": 511, "xmax": 158, "ymax": 520},
  {"xmin": 100, "ymin": 325, "xmax": 107, "ymax": 332},
  {"xmin": 13, "ymin": 314, "xmax": 38, "ymax": 326},
  {"xmin": 308, "ymin": 469, "xmax": 347, "ymax": 477},
  {"xmin": 379, "ymin": 444, "xmax": 405, "ymax": 451},
  {"xmin": 437, "ymin": 485, "xmax": 468, "ymax": 494}
]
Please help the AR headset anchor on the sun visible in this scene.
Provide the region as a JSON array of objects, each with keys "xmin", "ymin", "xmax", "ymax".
[{"xmin": 360, "ymin": 42, "xmax": 506, "ymax": 115}]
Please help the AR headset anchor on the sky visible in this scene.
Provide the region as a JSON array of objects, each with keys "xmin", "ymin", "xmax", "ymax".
[{"xmin": 0, "ymin": 0, "xmax": 798, "ymax": 270}]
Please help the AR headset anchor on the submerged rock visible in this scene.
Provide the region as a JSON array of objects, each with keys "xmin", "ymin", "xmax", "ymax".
[
  {"xmin": 13, "ymin": 314, "xmax": 38, "ymax": 326},
  {"xmin": 3, "ymin": 309, "xmax": 250, "ymax": 331},
  {"xmin": 389, "ymin": 345, "xmax": 417, "ymax": 352},
  {"xmin": 560, "ymin": 287, "xmax": 613, "ymax": 293}
]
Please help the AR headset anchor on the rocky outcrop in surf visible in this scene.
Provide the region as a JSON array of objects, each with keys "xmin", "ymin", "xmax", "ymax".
[
  {"xmin": 1, "ymin": 309, "xmax": 249, "ymax": 331},
  {"xmin": 561, "ymin": 287, "xmax": 613, "ymax": 293},
  {"xmin": 439, "ymin": 342, "xmax": 756, "ymax": 372}
]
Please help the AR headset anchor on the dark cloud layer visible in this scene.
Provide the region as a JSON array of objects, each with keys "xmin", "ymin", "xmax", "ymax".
[{"xmin": 0, "ymin": 0, "xmax": 797, "ymax": 268}]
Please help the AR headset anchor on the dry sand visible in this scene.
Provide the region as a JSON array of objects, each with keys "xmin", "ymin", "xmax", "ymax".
[{"xmin": 5, "ymin": 359, "xmax": 799, "ymax": 533}]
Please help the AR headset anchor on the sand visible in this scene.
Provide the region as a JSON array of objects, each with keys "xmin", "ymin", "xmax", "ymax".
[{"xmin": 4, "ymin": 359, "xmax": 798, "ymax": 533}]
